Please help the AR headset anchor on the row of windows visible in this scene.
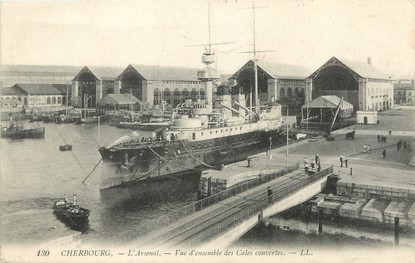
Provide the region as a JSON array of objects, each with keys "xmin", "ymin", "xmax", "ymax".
[
  {"xmin": 153, "ymin": 80, "xmax": 200, "ymax": 85},
  {"xmin": 191, "ymin": 126, "xmax": 247, "ymax": 140},
  {"xmin": 397, "ymin": 91, "xmax": 413, "ymax": 96},
  {"xmin": 280, "ymin": 87, "xmax": 305, "ymax": 98},
  {"xmin": 153, "ymin": 88, "xmax": 205, "ymax": 105},
  {"xmin": 368, "ymin": 86, "xmax": 392, "ymax": 96}
]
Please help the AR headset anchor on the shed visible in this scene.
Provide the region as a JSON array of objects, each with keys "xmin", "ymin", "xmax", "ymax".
[
  {"xmin": 97, "ymin": 94, "xmax": 147, "ymax": 111},
  {"xmin": 301, "ymin": 95, "xmax": 354, "ymax": 124}
]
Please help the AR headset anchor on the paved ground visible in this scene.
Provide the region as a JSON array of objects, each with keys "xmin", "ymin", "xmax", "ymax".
[{"xmin": 266, "ymin": 107, "xmax": 415, "ymax": 190}]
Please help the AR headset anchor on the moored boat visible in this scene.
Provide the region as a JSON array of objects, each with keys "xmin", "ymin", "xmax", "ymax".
[
  {"xmin": 59, "ymin": 144, "xmax": 72, "ymax": 151},
  {"xmin": 1, "ymin": 115, "xmax": 45, "ymax": 139},
  {"xmin": 53, "ymin": 195, "xmax": 90, "ymax": 224}
]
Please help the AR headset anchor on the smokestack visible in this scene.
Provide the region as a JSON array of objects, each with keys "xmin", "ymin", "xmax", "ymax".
[{"xmin": 367, "ymin": 57, "xmax": 372, "ymax": 65}]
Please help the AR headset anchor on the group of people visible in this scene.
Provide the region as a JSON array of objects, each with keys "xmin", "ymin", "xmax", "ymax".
[
  {"xmin": 339, "ymin": 155, "xmax": 348, "ymax": 167},
  {"xmin": 397, "ymin": 139, "xmax": 409, "ymax": 151},
  {"xmin": 303, "ymin": 154, "xmax": 321, "ymax": 175},
  {"xmin": 377, "ymin": 134, "xmax": 387, "ymax": 143},
  {"xmin": 363, "ymin": 144, "xmax": 371, "ymax": 154}
]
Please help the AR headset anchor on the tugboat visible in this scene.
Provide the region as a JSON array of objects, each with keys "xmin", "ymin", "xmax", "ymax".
[
  {"xmin": 1, "ymin": 114, "xmax": 45, "ymax": 139},
  {"xmin": 53, "ymin": 194, "xmax": 90, "ymax": 225}
]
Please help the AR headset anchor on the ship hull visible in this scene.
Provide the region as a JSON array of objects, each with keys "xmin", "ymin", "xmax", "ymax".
[
  {"xmin": 1, "ymin": 127, "xmax": 45, "ymax": 139},
  {"xmin": 99, "ymin": 128, "xmax": 286, "ymax": 189}
]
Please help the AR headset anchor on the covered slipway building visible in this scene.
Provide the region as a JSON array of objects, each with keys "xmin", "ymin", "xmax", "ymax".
[{"xmin": 305, "ymin": 57, "xmax": 393, "ymax": 113}]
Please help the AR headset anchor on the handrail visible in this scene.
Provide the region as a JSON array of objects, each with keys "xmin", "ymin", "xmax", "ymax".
[
  {"xmin": 110, "ymin": 162, "xmax": 301, "ymax": 245},
  {"xmin": 185, "ymin": 166, "xmax": 333, "ymax": 245}
]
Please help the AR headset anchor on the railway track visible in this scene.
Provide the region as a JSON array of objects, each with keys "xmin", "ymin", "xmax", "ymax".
[{"xmin": 135, "ymin": 170, "xmax": 309, "ymax": 248}]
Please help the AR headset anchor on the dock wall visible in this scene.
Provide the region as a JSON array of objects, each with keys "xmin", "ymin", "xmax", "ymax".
[{"xmin": 337, "ymin": 181, "xmax": 415, "ymax": 201}]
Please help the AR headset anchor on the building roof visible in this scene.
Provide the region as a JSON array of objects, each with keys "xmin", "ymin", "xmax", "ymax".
[
  {"xmin": 116, "ymin": 64, "xmax": 200, "ymax": 82},
  {"xmin": 309, "ymin": 57, "xmax": 390, "ymax": 80},
  {"xmin": 97, "ymin": 94, "xmax": 146, "ymax": 107},
  {"xmin": 302, "ymin": 95, "xmax": 354, "ymax": 110},
  {"xmin": 52, "ymin": 84, "xmax": 72, "ymax": 94},
  {"xmin": 0, "ymin": 87, "xmax": 17, "ymax": 96},
  {"xmin": 394, "ymin": 82, "xmax": 415, "ymax": 90},
  {"xmin": 11, "ymin": 84, "xmax": 68, "ymax": 95},
  {"xmin": 73, "ymin": 66, "xmax": 124, "ymax": 81},
  {"xmin": 230, "ymin": 60, "xmax": 311, "ymax": 80},
  {"xmin": 0, "ymin": 98, "xmax": 23, "ymax": 105},
  {"xmin": 0, "ymin": 64, "xmax": 82, "ymax": 76}
]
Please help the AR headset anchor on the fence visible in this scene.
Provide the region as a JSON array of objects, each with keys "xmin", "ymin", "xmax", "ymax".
[
  {"xmin": 183, "ymin": 166, "xmax": 333, "ymax": 246},
  {"xmin": 110, "ymin": 162, "xmax": 300, "ymax": 245}
]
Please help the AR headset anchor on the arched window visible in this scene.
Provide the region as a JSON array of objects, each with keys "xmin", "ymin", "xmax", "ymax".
[
  {"xmin": 52, "ymin": 97, "xmax": 56, "ymax": 104},
  {"xmin": 191, "ymin": 88, "xmax": 198, "ymax": 100},
  {"xmin": 163, "ymin": 88, "xmax": 171, "ymax": 104},
  {"xmin": 57, "ymin": 97, "xmax": 62, "ymax": 104},
  {"xmin": 287, "ymin": 87, "xmax": 293, "ymax": 98},
  {"xmin": 182, "ymin": 88, "xmax": 189, "ymax": 100},
  {"xmin": 200, "ymin": 88, "xmax": 205, "ymax": 100},
  {"xmin": 173, "ymin": 88, "xmax": 180, "ymax": 106},
  {"xmin": 280, "ymin": 87, "xmax": 285, "ymax": 98},
  {"xmin": 47, "ymin": 97, "xmax": 51, "ymax": 104},
  {"xmin": 153, "ymin": 88, "xmax": 160, "ymax": 105},
  {"xmin": 294, "ymin": 87, "xmax": 299, "ymax": 97}
]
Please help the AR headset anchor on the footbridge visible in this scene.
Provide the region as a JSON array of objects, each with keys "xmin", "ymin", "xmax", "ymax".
[{"xmin": 110, "ymin": 166, "xmax": 333, "ymax": 249}]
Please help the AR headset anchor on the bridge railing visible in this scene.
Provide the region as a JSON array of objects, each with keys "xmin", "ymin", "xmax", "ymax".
[
  {"xmin": 182, "ymin": 166, "xmax": 333, "ymax": 246},
  {"xmin": 110, "ymin": 162, "xmax": 300, "ymax": 245}
]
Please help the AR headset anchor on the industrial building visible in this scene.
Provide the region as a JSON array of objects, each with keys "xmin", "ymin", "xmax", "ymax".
[
  {"xmin": 229, "ymin": 60, "xmax": 310, "ymax": 105},
  {"xmin": 306, "ymin": 57, "xmax": 393, "ymax": 112},
  {"xmin": 394, "ymin": 80, "xmax": 415, "ymax": 105},
  {"xmin": 0, "ymin": 65, "xmax": 81, "ymax": 87},
  {"xmin": 71, "ymin": 66, "xmax": 124, "ymax": 108},
  {"xmin": 1, "ymin": 84, "xmax": 71, "ymax": 108},
  {"xmin": 114, "ymin": 64, "xmax": 204, "ymax": 107}
]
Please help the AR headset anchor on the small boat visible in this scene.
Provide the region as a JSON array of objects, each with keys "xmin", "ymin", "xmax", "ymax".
[
  {"xmin": 59, "ymin": 144, "xmax": 72, "ymax": 151},
  {"xmin": 1, "ymin": 115, "xmax": 45, "ymax": 139},
  {"xmin": 53, "ymin": 195, "xmax": 90, "ymax": 224}
]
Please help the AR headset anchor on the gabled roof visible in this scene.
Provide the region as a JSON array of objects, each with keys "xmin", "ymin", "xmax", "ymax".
[
  {"xmin": 0, "ymin": 98, "xmax": 23, "ymax": 104},
  {"xmin": 73, "ymin": 66, "xmax": 124, "ymax": 81},
  {"xmin": 309, "ymin": 57, "xmax": 390, "ymax": 80},
  {"xmin": 0, "ymin": 87, "xmax": 17, "ymax": 96},
  {"xmin": 394, "ymin": 82, "xmax": 415, "ymax": 90},
  {"xmin": 0, "ymin": 64, "xmax": 82, "ymax": 76},
  {"xmin": 303, "ymin": 95, "xmax": 353, "ymax": 110},
  {"xmin": 97, "ymin": 94, "xmax": 146, "ymax": 107},
  {"xmin": 116, "ymin": 64, "xmax": 200, "ymax": 82},
  {"xmin": 11, "ymin": 84, "xmax": 67, "ymax": 95},
  {"xmin": 230, "ymin": 60, "xmax": 311, "ymax": 80},
  {"xmin": 53, "ymin": 84, "xmax": 72, "ymax": 94}
]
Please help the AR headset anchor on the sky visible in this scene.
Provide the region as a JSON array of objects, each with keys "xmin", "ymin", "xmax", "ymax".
[{"xmin": 1, "ymin": 0, "xmax": 414, "ymax": 79}]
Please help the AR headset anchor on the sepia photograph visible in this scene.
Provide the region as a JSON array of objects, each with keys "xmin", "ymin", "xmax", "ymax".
[{"xmin": 0, "ymin": 0, "xmax": 414, "ymax": 262}]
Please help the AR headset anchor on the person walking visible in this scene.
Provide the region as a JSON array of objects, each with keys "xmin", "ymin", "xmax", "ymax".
[
  {"xmin": 377, "ymin": 135, "xmax": 380, "ymax": 143},
  {"xmin": 382, "ymin": 149, "xmax": 386, "ymax": 158},
  {"xmin": 363, "ymin": 144, "xmax": 367, "ymax": 153},
  {"xmin": 383, "ymin": 136, "xmax": 387, "ymax": 143},
  {"xmin": 344, "ymin": 156, "xmax": 348, "ymax": 168},
  {"xmin": 367, "ymin": 145, "xmax": 371, "ymax": 154},
  {"xmin": 267, "ymin": 187, "xmax": 273, "ymax": 204},
  {"xmin": 389, "ymin": 129, "xmax": 392, "ymax": 136},
  {"xmin": 315, "ymin": 153, "xmax": 320, "ymax": 166},
  {"xmin": 340, "ymin": 156, "xmax": 344, "ymax": 167}
]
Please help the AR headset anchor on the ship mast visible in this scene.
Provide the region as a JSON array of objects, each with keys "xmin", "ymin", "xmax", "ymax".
[
  {"xmin": 252, "ymin": 0, "xmax": 258, "ymax": 115},
  {"xmin": 197, "ymin": 0, "xmax": 220, "ymax": 110}
]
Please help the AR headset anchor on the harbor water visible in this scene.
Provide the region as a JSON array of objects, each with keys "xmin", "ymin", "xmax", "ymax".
[
  {"xmin": 0, "ymin": 122, "xmax": 199, "ymax": 246},
  {"xmin": 1, "ymin": 121, "xmax": 410, "ymax": 249}
]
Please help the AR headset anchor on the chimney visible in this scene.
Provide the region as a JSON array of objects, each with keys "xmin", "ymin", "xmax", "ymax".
[{"xmin": 367, "ymin": 57, "xmax": 372, "ymax": 65}]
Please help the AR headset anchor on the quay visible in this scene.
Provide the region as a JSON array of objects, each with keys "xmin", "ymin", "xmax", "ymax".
[{"xmin": 106, "ymin": 107, "xmax": 414, "ymax": 249}]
